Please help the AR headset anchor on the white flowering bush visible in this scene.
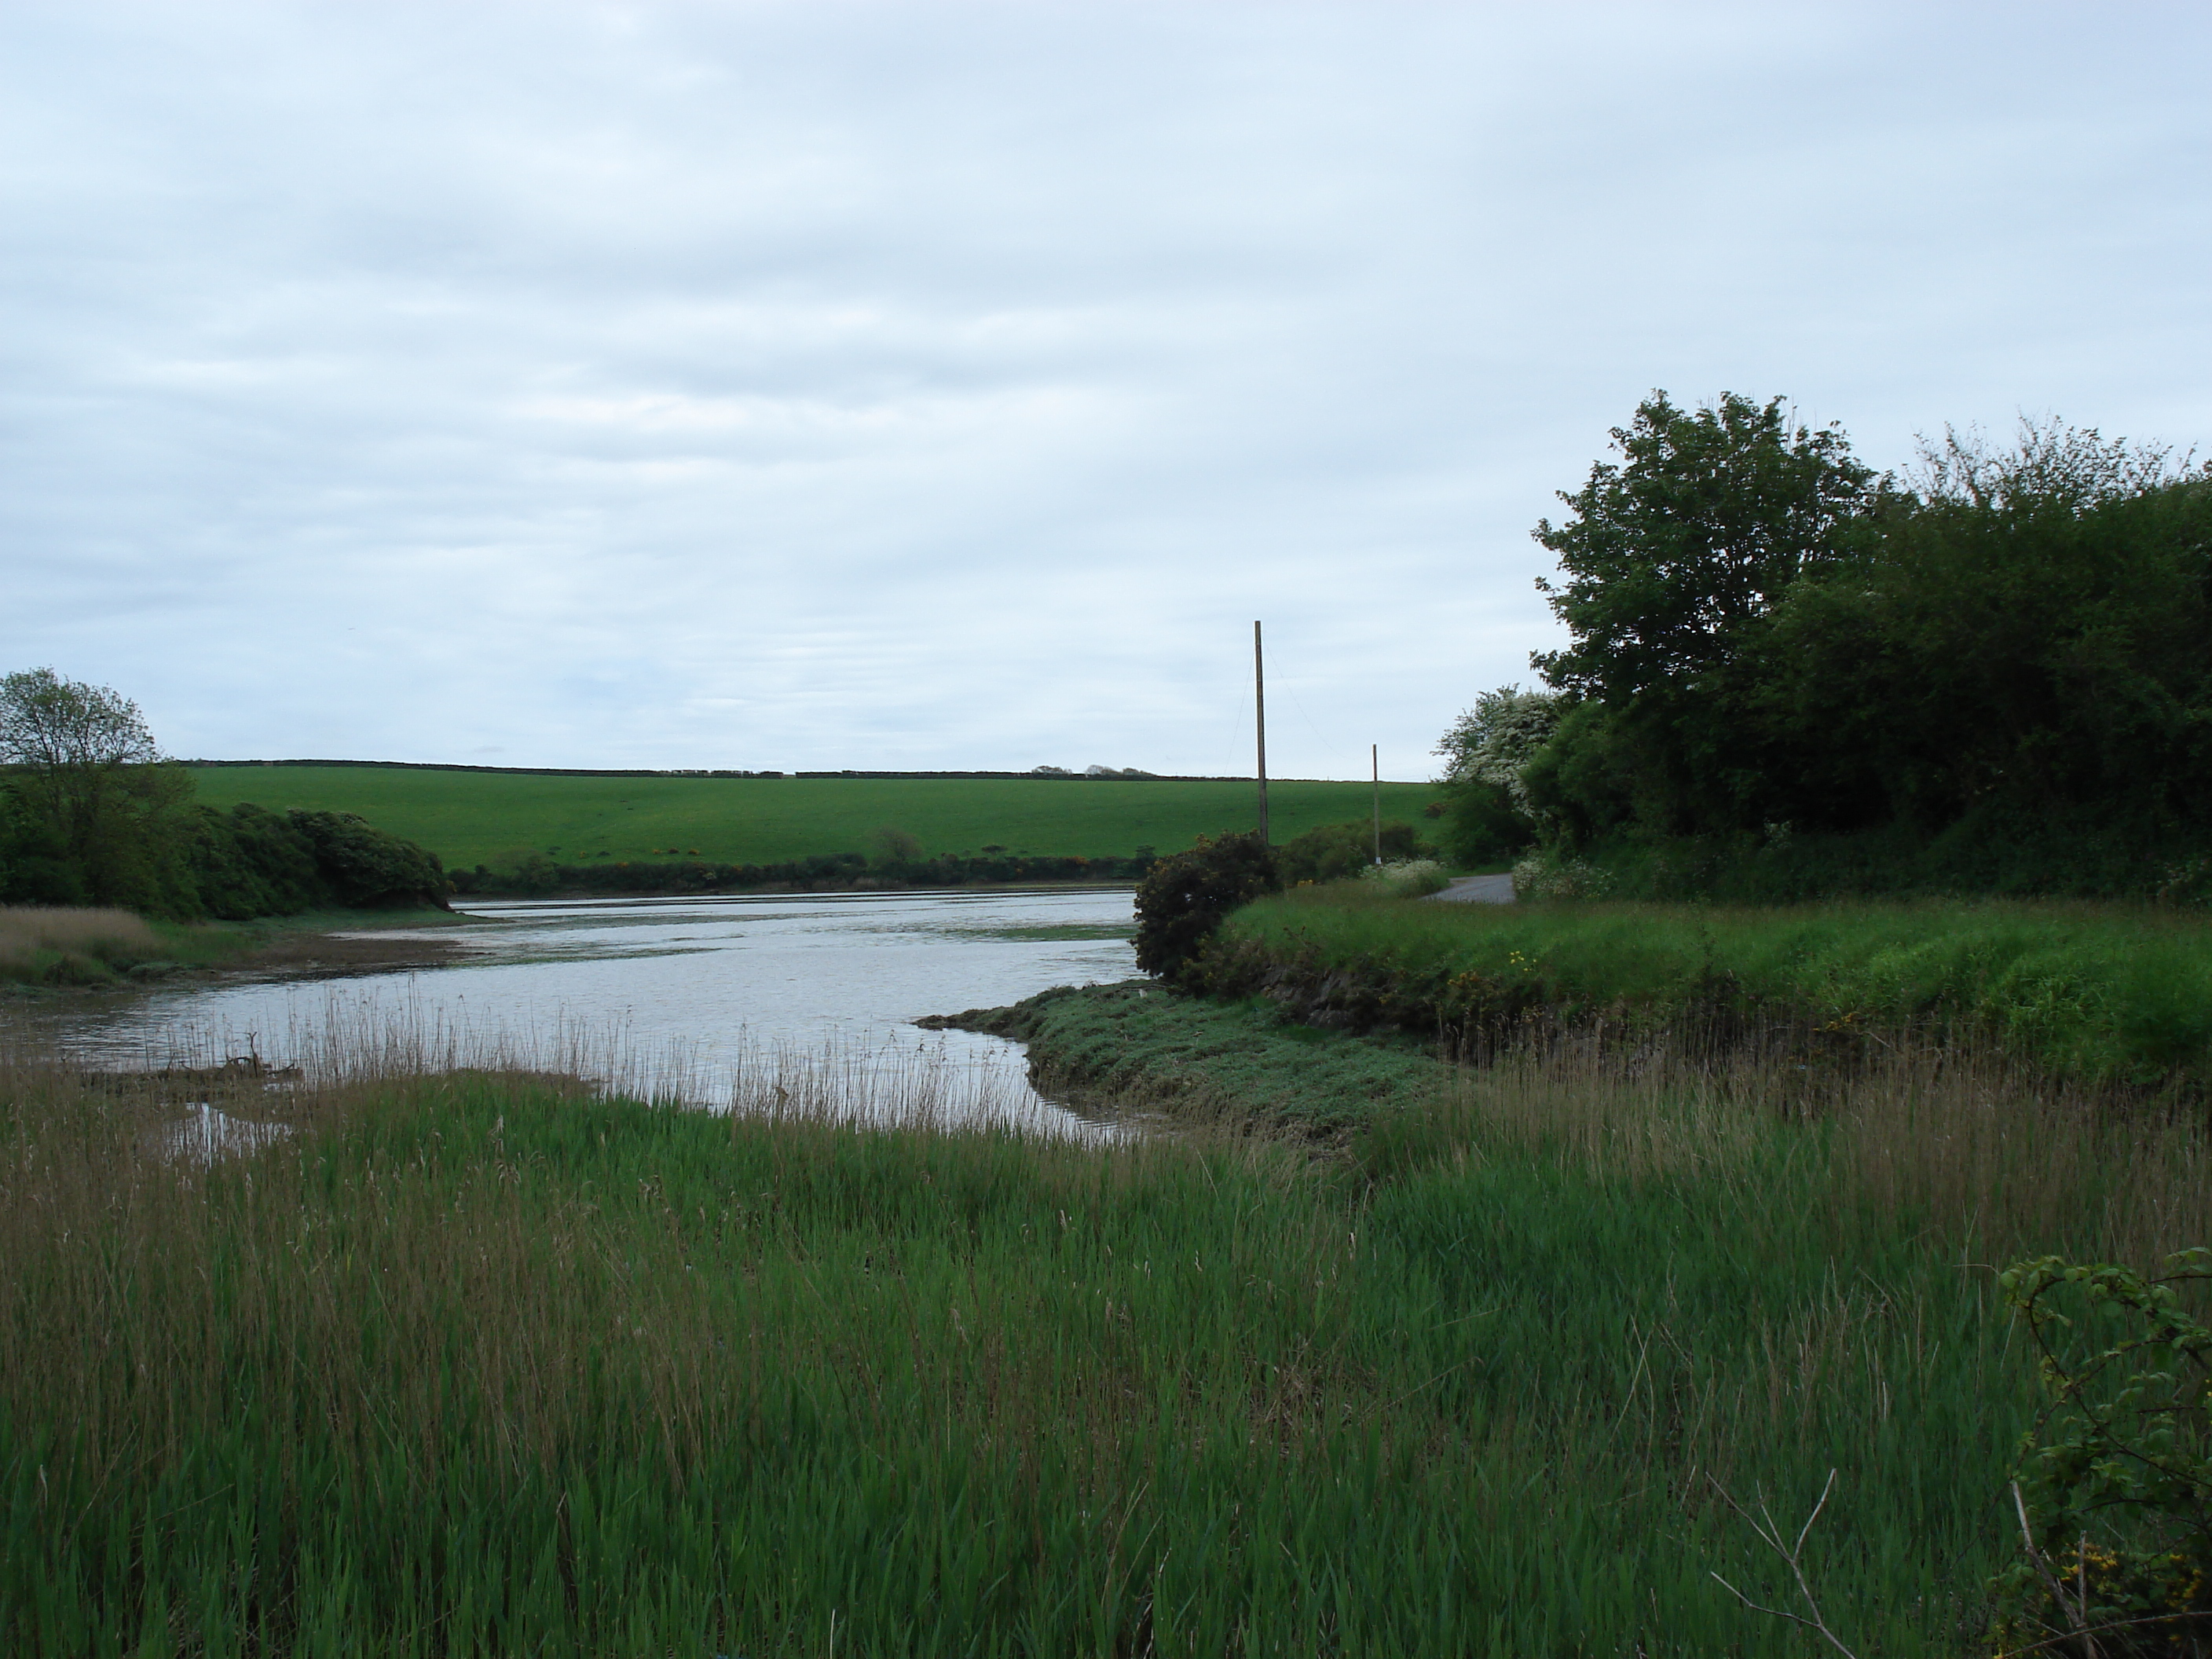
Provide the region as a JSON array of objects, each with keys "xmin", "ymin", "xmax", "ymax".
[
  {"xmin": 1433, "ymin": 687, "xmax": 1562, "ymax": 815},
  {"xmin": 1511, "ymin": 851, "xmax": 1613, "ymax": 901},
  {"xmin": 1359, "ymin": 858, "xmax": 1449, "ymax": 897}
]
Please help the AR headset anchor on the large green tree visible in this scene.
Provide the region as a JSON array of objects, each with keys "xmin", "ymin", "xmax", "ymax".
[
  {"xmin": 1486, "ymin": 405, "xmax": 2212, "ymax": 895},
  {"xmin": 1533, "ymin": 391, "xmax": 1881, "ymax": 698},
  {"xmin": 0, "ymin": 668, "xmax": 192, "ymax": 906},
  {"xmin": 1528, "ymin": 392, "xmax": 1884, "ymax": 836}
]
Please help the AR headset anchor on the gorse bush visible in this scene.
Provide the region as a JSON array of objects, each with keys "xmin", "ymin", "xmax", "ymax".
[{"xmin": 175, "ymin": 803, "xmax": 447, "ymax": 917}]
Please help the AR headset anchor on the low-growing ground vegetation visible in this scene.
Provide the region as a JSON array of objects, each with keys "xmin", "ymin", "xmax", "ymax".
[
  {"xmin": 1211, "ymin": 882, "xmax": 2212, "ymax": 1086},
  {"xmin": 10, "ymin": 992, "xmax": 2209, "ymax": 1654}
]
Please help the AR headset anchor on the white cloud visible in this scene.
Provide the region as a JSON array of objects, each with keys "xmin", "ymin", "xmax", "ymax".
[{"xmin": 3, "ymin": 0, "xmax": 2208, "ymax": 778}]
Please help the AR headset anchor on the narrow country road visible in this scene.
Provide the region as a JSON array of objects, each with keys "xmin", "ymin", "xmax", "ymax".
[{"xmin": 1427, "ymin": 873, "xmax": 1514, "ymax": 904}]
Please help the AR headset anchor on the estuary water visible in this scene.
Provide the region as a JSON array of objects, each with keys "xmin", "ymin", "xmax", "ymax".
[{"xmin": 39, "ymin": 887, "xmax": 1141, "ymax": 1137}]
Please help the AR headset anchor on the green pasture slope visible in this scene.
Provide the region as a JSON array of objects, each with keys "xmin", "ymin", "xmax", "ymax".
[{"xmin": 186, "ymin": 767, "xmax": 1440, "ymax": 872}]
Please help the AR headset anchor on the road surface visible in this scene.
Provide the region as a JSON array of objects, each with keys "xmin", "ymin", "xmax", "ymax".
[{"xmin": 1427, "ymin": 873, "xmax": 1514, "ymax": 904}]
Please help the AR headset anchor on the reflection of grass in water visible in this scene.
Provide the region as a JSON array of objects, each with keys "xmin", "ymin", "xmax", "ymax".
[
  {"xmin": 478, "ymin": 943, "xmax": 721, "ymax": 966},
  {"xmin": 950, "ymin": 922, "xmax": 1134, "ymax": 942},
  {"xmin": 20, "ymin": 998, "xmax": 2207, "ymax": 1654}
]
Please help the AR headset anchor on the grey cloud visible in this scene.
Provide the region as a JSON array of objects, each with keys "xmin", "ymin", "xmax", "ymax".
[{"xmin": 3, "ymin": 2, "xmax": 2208, "ymax": 778}]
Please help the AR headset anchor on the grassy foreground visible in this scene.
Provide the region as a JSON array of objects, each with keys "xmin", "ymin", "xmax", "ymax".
[
  {"xmin": 9, "ymin": 1005, "xmax": 2212, "ymax": 1654},
  {"xmin": 1222, "ymin": 884, "xmax": 2212, "ymax": 1086},
  {"xmin": 185, "ymin": 767, "xmax": 1440, "ymax": 873}
]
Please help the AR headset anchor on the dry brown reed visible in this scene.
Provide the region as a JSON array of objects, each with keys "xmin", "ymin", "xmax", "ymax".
[
  {"xmin": 0, "ymin": 904, "xmax": 160, "ymax": 968},
  {"xmin": 1438, "ymin": 1032, "xmax": 2212, "ymax": 1273}
]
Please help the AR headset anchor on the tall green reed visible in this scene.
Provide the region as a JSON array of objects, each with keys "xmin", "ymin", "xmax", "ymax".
[{"xmin": 4, "ymin": 1013, "xmax": 2207, "ymax": 1654}]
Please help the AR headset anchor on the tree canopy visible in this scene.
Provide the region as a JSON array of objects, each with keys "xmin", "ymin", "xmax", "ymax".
[
  {"xmin": 1441, "ymin": 399, "xmax": 2212, "ymax": 900},
  {"xmin": 1, "ymin": 667, "xmax": 449, "ymax": 916},
  {"xmin": 1532, "ymin": 391, "xmax": 1881, "ymax": 704}
]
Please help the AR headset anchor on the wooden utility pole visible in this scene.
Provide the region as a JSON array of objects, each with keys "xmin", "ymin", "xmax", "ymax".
[
  {"xmin": 1253, "ymin": 621, "xmax": 1269, "ymax": 844},
  {"xmin": 1372, "ymin": 743, "xmax": 1382, "ymax": 864}
]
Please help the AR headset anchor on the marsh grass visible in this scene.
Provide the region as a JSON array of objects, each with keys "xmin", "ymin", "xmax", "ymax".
[
  {"xmin": 1229, "ymin": 885, "xmax": 2212, "ymax": 1085},
  {"xmin": 0, "ymin": 906, "xmax": 258, "ymax": 987},
  {"xmin": 4, "ymin": 1009, "xmax": 2210, "ymax": 1654},
  {"xmin": 0, "ymin": 905, "xmax": 166, "ymax": 983}
]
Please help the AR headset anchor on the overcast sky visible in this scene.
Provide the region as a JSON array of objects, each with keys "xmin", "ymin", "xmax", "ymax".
[{"xmin": 5, "ymin": 2, "xmax": 2207, "ymax": 778}]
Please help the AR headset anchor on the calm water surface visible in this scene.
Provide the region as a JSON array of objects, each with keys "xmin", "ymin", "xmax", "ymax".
[{"xmin": 47, "ymin": 888, "xmax": 1140, "ymax": 1135}]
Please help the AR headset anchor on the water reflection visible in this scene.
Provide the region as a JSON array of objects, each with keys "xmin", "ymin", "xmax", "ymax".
[{"xmin": 42, "ymin": 887, "xmax": 1139, "ymax": 1137}]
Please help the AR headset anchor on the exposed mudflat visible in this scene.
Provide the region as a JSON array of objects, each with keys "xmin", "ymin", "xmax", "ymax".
[{"xmin": 223, "ymin": 926, "xmax": 489, "ymax": 980}]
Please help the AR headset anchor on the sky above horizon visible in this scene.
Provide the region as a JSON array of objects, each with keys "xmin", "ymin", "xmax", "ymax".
[{"xmin": 6, "ymin": 2, "xmax": 2209, "ymax": 780}]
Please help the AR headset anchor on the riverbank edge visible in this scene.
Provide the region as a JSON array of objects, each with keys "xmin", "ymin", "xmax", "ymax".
[
  {"xmin": 919, "ymin": 980, "xmax": 1456, "ymax": 1138},
  {"xmin": 466, "ymin": 876, "xmax": 1144, "ymax": 903},
  {"xmin": 2, "ymin": 903, "xmax": 476, "ymax": 998},
  {"xmin": 1213, "ymin": 886, "xmax": 2212, "ymax": 1090}
]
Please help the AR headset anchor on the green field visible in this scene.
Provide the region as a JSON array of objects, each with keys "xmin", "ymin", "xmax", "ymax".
[{"xmin": 185, "ymin": 767, "xmax": 1440, "ymax": 871}]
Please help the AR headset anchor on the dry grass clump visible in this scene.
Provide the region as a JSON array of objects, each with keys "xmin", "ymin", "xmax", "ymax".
[
  {"xmin": 1394, "ymin": 1035, "xmax": 2212, "ymax": 1273},
  {"xmin": 0, "ymin": 904, "xmax": 161, "ymax": 972}
]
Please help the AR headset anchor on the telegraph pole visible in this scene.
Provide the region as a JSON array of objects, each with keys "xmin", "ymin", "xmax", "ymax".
[
  {"xmin": 1253, "ymin": 621, "xmax": 1269, "ymax": 844},
  {"xmin": 1372, "ymin": 743, "xmax": 1382, "ymax": 864}
]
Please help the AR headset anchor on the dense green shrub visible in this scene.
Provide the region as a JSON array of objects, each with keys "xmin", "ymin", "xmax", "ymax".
[
  {"xmin": 1994, "ymin": 1251, "xmax": 2212, "ymax": 1653},
  {"xmin": 2, "ymin": 796, "xmax": 448, "ymax": 921},
  {"xmin": 184, "ymin": 804, "xmax": 326, "ymax": 918},
  {"xmin": 1133, "ymin": 830, "xmax": 1280, "ymax": 984},
  {"xmin": 284, "ymin": 809, "xmax": 448, "ymax": 907},
  {"xmin": 2, "ymin": 668, "xmax": 447, "ymax": 919},
  {"xmin": 179, "ymin": 804, "xmax": 448, "ymax": 918},
  {"xmin": 1435, "ymin": 778, "xmax": 1534, "ymax": 865},
  {"xmin": 1275, "ymin": 817, "xmax": 1426, "ymax": 884}
]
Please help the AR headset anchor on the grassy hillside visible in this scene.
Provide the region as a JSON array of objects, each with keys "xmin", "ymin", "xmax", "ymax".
[{"xmin": 185, "ymin": 767, "xmax": 1439, "ymax": 871}]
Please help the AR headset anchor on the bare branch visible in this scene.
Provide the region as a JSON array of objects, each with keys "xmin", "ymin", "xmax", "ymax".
[{"xmin": 1708, "ymin": 1471, "xmax": 1860, "ymax": 1659}]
